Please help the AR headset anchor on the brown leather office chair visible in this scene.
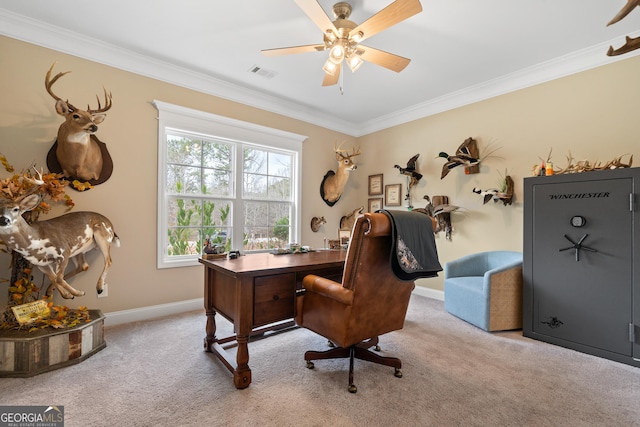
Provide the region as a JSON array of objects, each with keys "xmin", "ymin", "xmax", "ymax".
[{"xmin": 295, "ymin": 212, "xmax": 435, "ymax": 393}]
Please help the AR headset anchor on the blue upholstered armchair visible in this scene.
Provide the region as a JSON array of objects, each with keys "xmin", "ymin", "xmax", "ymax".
[{"xmin": 444, "ymin": 251, "xmax": 523, "ymax": 331}]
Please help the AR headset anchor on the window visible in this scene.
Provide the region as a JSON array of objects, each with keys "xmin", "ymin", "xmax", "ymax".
[{"xmin": 154, "ymin": 101, "xmax": 305, "ymax": 268}]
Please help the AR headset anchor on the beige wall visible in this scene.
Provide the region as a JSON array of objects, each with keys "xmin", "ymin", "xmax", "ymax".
[
  {"xmin": 0, "ymin": 36, "xmax": 352, "ymax": 313},
  {"xmin": 356, "ymin": 55, "xmax": 640, "ymax": 291},
  {"xmin": 1, "ymin": 35, "xmax": 639, "ymax": 314}
]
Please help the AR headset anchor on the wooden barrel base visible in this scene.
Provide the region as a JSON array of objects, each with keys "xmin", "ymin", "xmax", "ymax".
[{"xmin": 0, "ymin": 310, "xmax": 106, "ymax": 377}]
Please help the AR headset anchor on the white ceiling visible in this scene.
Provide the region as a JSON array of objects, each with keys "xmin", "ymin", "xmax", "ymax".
[{"xmin": 1, "ymin": 0, "xmax": 639, "ymax": 136}]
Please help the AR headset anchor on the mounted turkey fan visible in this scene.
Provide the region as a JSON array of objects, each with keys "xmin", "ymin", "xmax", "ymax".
[{"xmin": 262, "ymin": 0, "xmax": 422, "ymax": 86}]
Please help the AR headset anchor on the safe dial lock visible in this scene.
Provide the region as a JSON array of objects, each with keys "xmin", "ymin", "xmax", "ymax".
[{"xmin": 570, "ymin": 215, "xmax": 586, "ymax": 227}]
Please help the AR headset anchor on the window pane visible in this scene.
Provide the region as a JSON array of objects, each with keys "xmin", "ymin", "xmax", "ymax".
[
  {"xmin": 167, "ymin": 135, "xmax": 202, "ymax": 166},
  {"xmin": 198, "ymin": 199, "xmax": 231, "ymax": 252},
  {"xmin": 244, "ymin": 148, "xmax": 267, "ymax": 174},
  {"xmin": 203, "ymin": 140, "xmax": 231, "ymax": 170},
  {"xmin": 244, "ymin": 226, "xmax": 271, "ymax": 250},
  {"xmin": 269, "ymin": 152, "xmax": 291, "ymax": 177},
  {"xmin": 203, "ymin": 168, "xmax": 232, "ymax": 196},
  {"xmin": 167, "ymin": 227, "xmax": 200, "ymax": 255},
  {"xmin": 167, "ymin": 165, "xmax": 202, "ymax": 194},
  {"xmin": 167, "ymin": 197, "xmax": 202, "ymax": 227},
  {"xmin": 269, "ymin": 203, "xmax": 290, "ymax": 227},
  {"xmin": 167, "ymin": 198, "xmax": 233, "ymax": 255},
  {"xmin": 244, "ymin": 201, "xmax": 268, "ymax": 227},
  {"xmin": 267, "ymin": 176, "xmax": 290, "ymax": 200},
  {"xmin": 244, "ymin": 173, "xmax": 268, "ymax": 198},
  {"xmin": 270, "ymin": 203, "xmax": 290, "ymax": 247}
]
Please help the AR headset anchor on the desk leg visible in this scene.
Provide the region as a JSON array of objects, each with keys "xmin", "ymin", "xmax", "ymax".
[
  {"xmin": 204, "ymin": 307, "xmax": 216, "ymax": 352},
  {"xmin": 234, "ymin": 335, "xmax": 251, "ymax": 388}
]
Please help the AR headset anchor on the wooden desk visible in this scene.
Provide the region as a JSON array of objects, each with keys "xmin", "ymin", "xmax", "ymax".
[{"xmin": 199, "ymin": 250, "xmax": 346, "ymax": 389}]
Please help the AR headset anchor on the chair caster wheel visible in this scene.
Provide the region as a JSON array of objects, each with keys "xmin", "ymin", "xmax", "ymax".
[
  {"xmin": 394, "ymin": 368, "xmax": 403, "ymax": 378},
  {"xmin": 348, "ymin": 384, "xmax": 357, "ymax": 393},
  {"xmin": 306, "ymin": 361, "xmax": 315, "ymax": 369}
]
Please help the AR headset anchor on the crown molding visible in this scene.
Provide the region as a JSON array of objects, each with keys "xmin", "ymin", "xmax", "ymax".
[
  {"xmin": 356, "ymin": 32, "xmax": 640, "ymax": 136},
  {"xmin": 0, "ymin": 9, "xmax": 356, "ymax": 136},
  {"xmin": 2, "ymin": 9, "xmax": 639, "ymax": 138}
]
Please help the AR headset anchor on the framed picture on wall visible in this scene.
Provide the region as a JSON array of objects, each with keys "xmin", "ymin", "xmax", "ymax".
[
  {"xmin": 385, "ymin": 184, "xmax": 402, "ymax": 206},
  {"xmin": 338, "ymin": 229, "xmax": 351, "ymax": 246},
  {"xmin": 368, "ymin": 198, "xmax": 383, "ymax": 212},
  {"xmin": 368, "ymin": 174, "xmax": 383, "ymax": 195}
]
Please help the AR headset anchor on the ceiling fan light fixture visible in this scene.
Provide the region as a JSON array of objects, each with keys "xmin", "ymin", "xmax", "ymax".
[
  {"xmin": 329, "ymin": 43, "xmax": 345, "ymax": 64},
  {"xmin": 350, "ymin": 31, "xmax": 364, "ymax": 43},
  {"xmin": 262, "ymin": 0, "xmax": 423, "ymax": 87},
  {"xmin": 323, "ymin": 58, "xmax": 339, "ymax": 75},
  {"xmin": 325, "ymin": 30, "xmax": 337, "ymax": 42},
  {"xmin": 346, "ymin": 54, "xmax": 363, "ymax": 72}
]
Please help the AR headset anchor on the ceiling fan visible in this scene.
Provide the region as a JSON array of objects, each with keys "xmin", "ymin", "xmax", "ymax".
[{"xmin": 262, "ymin": 0, "xmax": 423, "ymax": 86}]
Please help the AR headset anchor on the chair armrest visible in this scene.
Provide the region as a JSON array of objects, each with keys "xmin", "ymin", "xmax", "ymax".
[
  {"xmin": 484, "ymin": 260, "xmax": 522, "ymax": 278},
  {"xmin": 302, "ymin": 274, "xmax": 354, "ymax": 306}
]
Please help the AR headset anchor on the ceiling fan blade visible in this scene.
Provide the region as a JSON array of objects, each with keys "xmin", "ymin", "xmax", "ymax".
[
  {"xmin": 351, "ymin": 0, "xmax": 423, "ymax": 43},
  {"xmin": 262, "ymin": 44, "xmax": 326, "ymax": 56},
  {"xmin": 359, "ymin": 46, "xmax": 411, "ymax": 72},
  {"xmin": 322, "ymin": 63, "xmax": 341, "ymax": 86},
  {"xmin": 295, "ymin": 0, "xmax": 338, "ymax": 36}
]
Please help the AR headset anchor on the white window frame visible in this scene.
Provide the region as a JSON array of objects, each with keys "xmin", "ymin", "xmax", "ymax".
[{"xmin": 154, "ymin": 100, "xmax": 306, "ymax": 269}]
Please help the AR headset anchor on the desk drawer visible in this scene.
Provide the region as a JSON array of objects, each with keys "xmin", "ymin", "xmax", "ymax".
[{"xmin": 254, "ymin": 273, "xmax": 296, "ymax": 327}]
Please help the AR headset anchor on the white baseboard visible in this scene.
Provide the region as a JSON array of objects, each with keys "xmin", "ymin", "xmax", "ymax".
[
  {"xmin": 104, "ymin": 288, "xmax": 443, "ymax": 327},
  {"xmin": 104, "ymin": 298, "xmax": 203, "ymax": 327},
  {"xmin": 412, "ymin": 286, "xmax": 444, "ymax": 301}
]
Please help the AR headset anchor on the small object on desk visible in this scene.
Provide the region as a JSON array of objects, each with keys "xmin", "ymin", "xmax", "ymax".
[
  {"xmin": 272, "ymin": 248, "xmax": 291, "ymax": 255},
  {"xmin": 289, "ymin": 243, "xmax": 301, "ymax": 253},
  {"xmin": 328, "ymin": 239, "xmax": 341, "ymax": 249},
  {"xmin": 202, "ymin": 253, "xmax": 227, "ymax": 260},
  {"xmin": 228, "ymin": 250, "xmax": 241, "ymax": 259},
  {"xmin": 204, "ymin": 243, "xmax": 226, "ymax": 254}
]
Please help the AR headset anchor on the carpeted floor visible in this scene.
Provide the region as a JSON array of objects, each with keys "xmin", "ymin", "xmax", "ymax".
[{"xmin": 1, "ymin": 295, "xmax": 639, "ymax": 427}]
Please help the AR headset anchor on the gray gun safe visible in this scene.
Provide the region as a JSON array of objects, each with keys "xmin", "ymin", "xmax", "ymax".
[{"xmin": 523, "ymin": 168, "xmax": 639, "ymax": 367}]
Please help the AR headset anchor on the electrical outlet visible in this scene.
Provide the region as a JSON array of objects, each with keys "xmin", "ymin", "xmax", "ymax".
[{"xmin": 98, "ymin": 283, "xmax": 108, "ymax": 298}]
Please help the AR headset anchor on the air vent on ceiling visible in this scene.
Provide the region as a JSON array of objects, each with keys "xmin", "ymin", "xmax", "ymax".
[{"xmin": 248, "ymin": 65, "xmax": 277, "ymax": 79}]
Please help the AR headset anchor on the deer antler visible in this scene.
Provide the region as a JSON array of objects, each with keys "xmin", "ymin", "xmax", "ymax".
[
  {"xmin": 334, "ymin": 141, "xmax": 361, "ymax": 159},
  {"xmin": 45, "ymin": 62, "xmax": 77, "ymax": 111},
  {"xmin": 607, "ymin": 35, "xmax": 640, "ymax": 56},
  {"xmin": 87, "ymin": 87, "xmax": 113, "ymax": 114},
  {"xmin": 45, "ymin": 62, "xmax": 112, "ymax": 113},
  {"xmin": 607, "ymin": 0, "xmax": 640, "ymax": 26},
  {"xmin": 24, "ymin": 167, "xmax": 45, "ymax": 186},
  {"xmin": 606, "ymin": 1, "xmax": 640, "ymax": 55}
]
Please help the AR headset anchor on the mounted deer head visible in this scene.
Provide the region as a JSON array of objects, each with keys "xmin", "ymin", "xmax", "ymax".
[
  {"xmin": 0, "ymin": 193, "xmax": 120, "ymax": 299},
  {"xmin": 45, "ymin": 62, "xmax": 113, "ymax": 183},
  {"xmin": 339, "ymin": 206, "xmax": 364, "ymax": 231},
  {"xmin": 310, "ymin": 216, "xmax": 326, "ymax": 232},
  {"xmin": 320, "ymin": 142, "xmax": 361, "ymax": 206}
]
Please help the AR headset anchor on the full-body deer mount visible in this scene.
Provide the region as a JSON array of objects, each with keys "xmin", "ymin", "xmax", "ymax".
[
  {"xmin": 320, "ymin": 143, "xmax": 361, "ymax": 206},
  {"xmin": 0, "ymin": 194, "xmax": 120, "ymax": 299},
  {"xmin": 45, "ymin": 62, "xmax": 114, "ymax": 188}
]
